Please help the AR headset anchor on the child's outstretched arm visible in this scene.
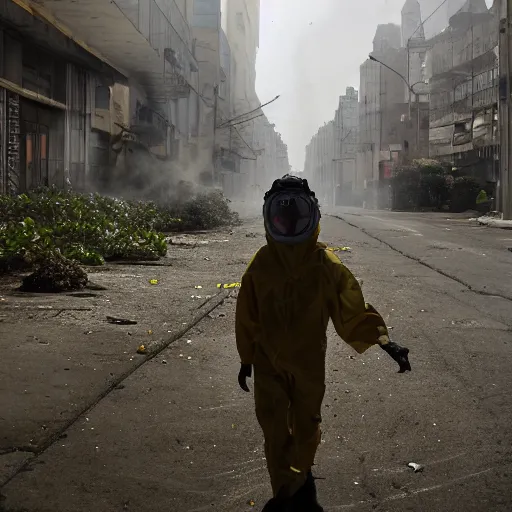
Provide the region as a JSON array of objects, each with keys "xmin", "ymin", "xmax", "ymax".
[{"xmin": 326, "ymin": 251, "xmax": 411, "ymax": 372}]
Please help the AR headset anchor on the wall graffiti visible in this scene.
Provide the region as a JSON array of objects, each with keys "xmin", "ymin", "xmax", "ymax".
[{"xmin": 7, "ymin": 92, "xmax": 20, "ymax": 195}]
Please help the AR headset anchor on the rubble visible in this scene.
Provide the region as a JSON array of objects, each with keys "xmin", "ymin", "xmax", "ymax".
[
  {"xmin": 106, "ymin": 316, "xmax": 138, "ymax": 326},
  {"xmin": 476, "ymin": 216, "xmax": 512, "ymax": 229}
]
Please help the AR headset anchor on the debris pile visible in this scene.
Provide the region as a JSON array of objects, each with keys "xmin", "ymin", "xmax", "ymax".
[{"xmin": 20, "ymin": 252, "xmax": 88, "ymax": 293}]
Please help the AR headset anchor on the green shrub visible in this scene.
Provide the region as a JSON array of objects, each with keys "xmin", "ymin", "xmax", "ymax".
[
  {"xmin": 0, "ymin": 187, "xmax": 240, "ymax": 273},
  {"xmin": 391, "ymin": 165, "xmax": 421, "ymax": 210},
  {"xmin": 174, "ymin": 190, "xmax": 241, "ymax": 230},
  {"xmin": 450, "ymin": 176, "xmax": 480, "ymax": 212},
  {"xmin": 391, "ymin": 159, "xmax": 453, "ymax": 210}
]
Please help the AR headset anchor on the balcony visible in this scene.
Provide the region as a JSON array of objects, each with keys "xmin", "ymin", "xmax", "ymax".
[{"xmin": 28, "ymin": 0, "xmax": 198, "ymax": 101}]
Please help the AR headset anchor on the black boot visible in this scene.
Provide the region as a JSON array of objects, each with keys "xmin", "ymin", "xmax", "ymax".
[
  {"xmin": 262, "ymin": 487, "xmax": 292, "ymax": 512},
  {"xmin": 262, "ymin": 496, "xmax": 292, "ymax": 512},
  {"xmin": 290, "ymin": 472, "xmax": 324, "ymax": 512}
]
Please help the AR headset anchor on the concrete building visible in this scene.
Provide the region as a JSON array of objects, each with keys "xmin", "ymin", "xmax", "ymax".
[
  {"xmin": 250, "ymin": 116, "xmax": 290, "ymax": 199},
  {"xmin": 355, "ymin": 10, "xmax": 431, "ymax": 210},
  {"xmin": 402, "ymin": 0, "xmax": 424, "ymax": 45},
  {"xmin": 221, "ymin": 0, "xmax": 259, "ymax": 113},
  {"xmin": 216, "ymin": 0, "xmax": 288, "ymax": 200},
  {"xmin": 304, "ymin": 87, "xmax": 359, "ymax": 207},
  {"xmin": 0, "ymin": 0, "xmax": 201, "ymax": 198},
  {"xmin": 333, "ymin": 87, "xmax": 359, "ymax": 205},
  {"xmin": 419, "ymin": 0, "xmax": 467, "ymax": 39},
  {"xmin": 189, "ymin": 0, "xmax": 227, "ymax": 186},
  {"xmin": 0, "ymin": 0, "xmax": 126, "ymax": 195},
  {"xmin": 304, "ymin": 121, "xmax": 336, "ymax": 207},
  {"xmin": 358, "ymin": 24, "xmax": 411, "ymax": 209},
  {"xmin": 426, "ymin": 0, "xmax": 498, "ymax": 192}
]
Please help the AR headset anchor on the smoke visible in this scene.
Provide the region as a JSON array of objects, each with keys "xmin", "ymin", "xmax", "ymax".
[
  {"xmin": 91, "ymin": 135, "xmax": 217, "ymax": 205},
  {"xmin": 257, "ymin": 0, "xmax": 407, "ymax": 170}
]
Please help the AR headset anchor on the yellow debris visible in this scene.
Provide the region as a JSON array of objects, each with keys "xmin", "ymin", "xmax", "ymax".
[
  {"xmin": 247, "ymin": 499, "xmax": 256, "ymax": 507},
  {"xmin": 149, "ymin": 279, "xmax": 158, "ymax": 285},
  {"xmin": 217, "ymin": 282, "xmax": 241, "ymax": 289},
  {"xmin": 137, "ymin": 345, "xmax": 146, "ymax": 354},
  {"xmin": 327, "ymin": 246, "xmax": 351, "ymax": 252},
  {"xmin": 290, "ymin": 466, "xmax": 302, "ymax": 473}
]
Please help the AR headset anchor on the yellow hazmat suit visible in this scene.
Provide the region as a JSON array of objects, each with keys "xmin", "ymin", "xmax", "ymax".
[{"xmin": 235, "ymin": 225, "xmax": 390, "ymax": 497}]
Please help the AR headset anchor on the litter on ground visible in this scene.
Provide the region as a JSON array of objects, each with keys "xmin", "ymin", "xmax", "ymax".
[{"xmin": 407, "ymin": 462, "xmax": 424, "ymax": 473}]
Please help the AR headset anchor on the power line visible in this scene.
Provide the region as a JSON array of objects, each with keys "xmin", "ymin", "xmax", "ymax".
[
  {"xmin": 217, "ymin": 95, "xmax": 280, "ymax": 128},
  {"xmin": 410, "ymin": 0, "xmax": 451, "ymax": 40},
  {"xmin": 232, "ymin": 125, "xmax": 257, "ymax": 157},
  {"xmin": 218, "ymin": 113, "xmax": 264, "ymax": 129}
]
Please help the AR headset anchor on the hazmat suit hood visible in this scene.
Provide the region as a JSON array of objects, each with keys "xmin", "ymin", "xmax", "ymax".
[
  {"xmin": 262, "ymin": 174, "xmax": 323, "ymax": 274},
  {"xmin": 265, "ymin": 222, "xmax": 325, "ymax": 275}
]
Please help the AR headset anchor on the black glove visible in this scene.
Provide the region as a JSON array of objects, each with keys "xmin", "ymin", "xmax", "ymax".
[
  {"xmin": 381, "ymin": 341, "xmax": 411, "ymax": 373},
  {"xmin": 238, "ymin": 364, "xmax": 252, "ymax": 392}
]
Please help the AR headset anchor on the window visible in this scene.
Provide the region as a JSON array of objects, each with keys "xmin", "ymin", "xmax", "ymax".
[
  {"xmin": 22, "ymin": 50, "xmax": 54, "ymax": 98},
  {"xmin": 95, "ymin": 86, "xmax": 111, "ymax": 110}
]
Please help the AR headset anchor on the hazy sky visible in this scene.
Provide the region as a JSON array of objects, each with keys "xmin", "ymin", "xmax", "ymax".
[{"xmin": 255, "ymin": 0, "xmax": 493, "ymax": 170}]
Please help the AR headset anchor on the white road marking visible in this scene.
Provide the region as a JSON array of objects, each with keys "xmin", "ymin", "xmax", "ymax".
[{"xmin": 363, "ymin": 215, "xmax": 423, "ymax": 235}]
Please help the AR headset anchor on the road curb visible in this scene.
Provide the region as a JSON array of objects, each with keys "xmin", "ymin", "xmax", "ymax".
[{"xmin": 0, "ymin": 289, "xmax": 230, "ymax": 489}]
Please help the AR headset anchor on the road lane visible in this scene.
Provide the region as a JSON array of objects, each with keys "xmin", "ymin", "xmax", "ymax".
[{"xmin": 1, "ymin": 216, "xmax": 511, "ymax": 512}]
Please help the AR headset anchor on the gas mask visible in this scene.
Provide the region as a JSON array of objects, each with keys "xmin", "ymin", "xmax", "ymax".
[{"xmin": 263, "ymin": 175, "xmax": 321, "ymax": 244}]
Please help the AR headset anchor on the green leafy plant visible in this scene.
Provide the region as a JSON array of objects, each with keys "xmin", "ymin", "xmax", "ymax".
[
  {"xmin": 0, "ymin": 187, "xmax": 240, "ymax": 276},
  {"xmin": 450, "ymin": 176, "xmax": 480, "ymax": 212},
  {"xmin": 391, "ymin": 159, "xmax": 455, "ymax": 211},
  {"xmin": 174, "ymin": 190, "xmax": 241, "ymax": 230}
]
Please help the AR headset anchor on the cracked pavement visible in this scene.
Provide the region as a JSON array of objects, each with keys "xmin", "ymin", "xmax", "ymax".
[{"xmin": 1, "ymin": 211, "xmax": 512, "ymax": 511}]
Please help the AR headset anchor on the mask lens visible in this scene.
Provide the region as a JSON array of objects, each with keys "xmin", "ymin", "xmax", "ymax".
[{"xmin": 269, "ymin": 194, "xmax": 312, "ymax": 236}]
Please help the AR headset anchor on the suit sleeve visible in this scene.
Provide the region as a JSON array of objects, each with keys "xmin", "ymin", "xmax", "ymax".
[
  {"xmin": 235, "ymin": 269, "xmax": 259, "ymax": 365},
  {"xmin": 326, "ymin": 252, "xmax": 390, "ymax": 354}
]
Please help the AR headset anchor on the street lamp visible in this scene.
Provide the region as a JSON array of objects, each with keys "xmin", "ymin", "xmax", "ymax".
[{"xmin": 368, "ymin": 54, "xmax": 426, "ymax": 156}]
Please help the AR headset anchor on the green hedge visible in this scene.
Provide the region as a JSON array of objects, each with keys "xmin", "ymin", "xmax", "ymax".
[
  {"xmin": 0, "ymin": 187, "xmax": 240, "ymax": 272},
  {"xmin": 391, "ymin": 159, "xmax": 480, "ymax": 212}
]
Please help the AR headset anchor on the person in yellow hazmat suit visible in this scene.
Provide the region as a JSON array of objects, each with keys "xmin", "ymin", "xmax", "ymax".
[{"xmin": 235, "ymin": 175, "xmax": 411, "ymax": 512}]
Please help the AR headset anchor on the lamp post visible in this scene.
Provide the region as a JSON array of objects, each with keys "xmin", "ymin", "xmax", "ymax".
[{"xmin": 368, "ymin": 54, "xmax": 425, "ymax": 156}]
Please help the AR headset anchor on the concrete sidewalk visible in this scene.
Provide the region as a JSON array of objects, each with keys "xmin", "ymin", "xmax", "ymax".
[{"xmin": 0, "ymin": 221, "xmax": 265, "ymax": 485}]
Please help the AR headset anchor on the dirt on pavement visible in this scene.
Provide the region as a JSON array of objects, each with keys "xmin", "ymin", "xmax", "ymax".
[
  {"xmin": 1, "ymin": 213, "xmax": 512, "ymax": 512},
  {"xmin": 0, "ymin": 221, "xmax": 265, "ymax": 484}
]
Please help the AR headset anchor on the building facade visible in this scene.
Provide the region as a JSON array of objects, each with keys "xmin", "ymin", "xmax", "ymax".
[
  {"xmin": 0, "ymin": 0, "xmax": 128, "ymax": 195},
  {"xmin": 216, "ymin": 0, "xmax": 288, "ymax": 200},
  {"xmin": 354, "ymin": 9, "xmax": 431, "ymax": 210},
  {"xmin": 419, "ymin": 0, "xmax": 467, "ymax": 39},
  {"xmin": 0, "ymin": 0, "xmax": 210, "ymax": 199},
  {"xmin": 426, "ymin": 0, "xmax": 498, "ymax": 190},
  {"xmin": 304, "ymin": 121, "xmax": 336, "ymax": 207},
  {"xmin": 333, "ymin": 87, "xmax": 359, "ymax": 205},
  {"xmin": 303, "ymin": 87, "xmax": 359, "ymax": 207},
  {"xmin": 358, "ymin": 24, "xmax": 413, "ymax": 209}
]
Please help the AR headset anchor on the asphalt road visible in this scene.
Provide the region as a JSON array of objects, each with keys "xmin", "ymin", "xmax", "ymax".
[{"xmin": 2, "ymin": 212, "xmax": 512, "ymax": 512}]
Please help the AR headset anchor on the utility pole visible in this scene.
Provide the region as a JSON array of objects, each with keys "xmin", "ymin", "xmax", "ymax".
[
  {"xmin": 212, "ymin": 84, "xmax": 219, "ymax": 187},
  {"xmin": 499, "ymin": 0, "xmax": 512, "ymax": 218},
  {"xmin": 416, "ymin": 92, "xmax": 420, "ymax": 157}
]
